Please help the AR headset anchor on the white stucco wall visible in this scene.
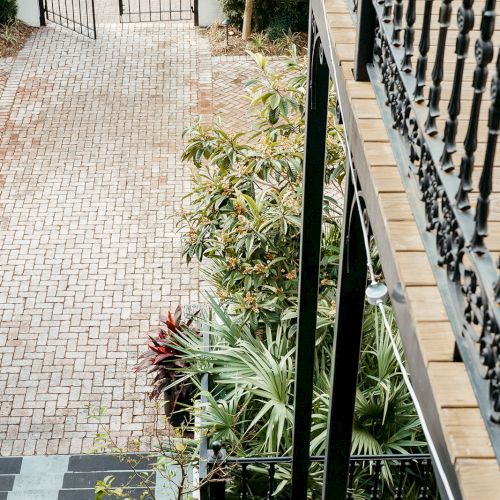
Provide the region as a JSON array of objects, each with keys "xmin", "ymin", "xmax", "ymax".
[
  {"xmin": 198, "ymin": 0, "xmax": 224, "ymax": 27},
  {"xmin": 17, "ymin": 0, "xmax": 41, "ymax": 26}
]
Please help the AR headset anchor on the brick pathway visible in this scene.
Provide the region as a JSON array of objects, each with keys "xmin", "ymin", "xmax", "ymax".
[
  {"xmin": 0, "ymin": 18, "xmax": 208, "ymax": 456},
  {"xmin": 0, "ymin": 59, "xmax": 14, "ymax": 101},
  {"xmin": 210, "ymin": 56, "xmax": 258, "ymax": 132},
  {"xmin": 0, "ymin": 11, "xmax": 268, "ymax": 457}
]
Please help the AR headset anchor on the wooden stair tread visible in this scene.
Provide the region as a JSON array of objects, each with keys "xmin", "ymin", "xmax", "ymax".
[
  {"xmin": 323, "ymin": 0, "xmax": 500, "ymax": 496},
  {"xmin": 414, "ymin": 321, "xmax": 456, "ymax": 364},
  {"xmin": 456, "ymin": 459, "xmax": 500, "ymax": 500},
  {"xmin": 441, "ymin": 408, "xmax": 495, "ymax": 461}
]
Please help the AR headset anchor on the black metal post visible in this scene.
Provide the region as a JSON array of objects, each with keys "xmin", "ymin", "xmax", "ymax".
[
  {"xmin": 290, "ymin": 7, "xmax": 330, "ymax": 499},
  {"xmin": 192, "ymin": 0, "xmax": 199, "ymax": 26},
  {"xmin": 90, "ymin": 0, "xmax": 96, "ymax": 39},
  {"xmin": 38, "ymin": 0, "xmax": 46, "ymax": 25},
  {"xmin": 207, "ymin": 442, "xmax": 226, "ymax": 499},
  {"xmin": 354, "ymin": 0, "xmax": 376, "ymax": 81},
  {"xmin": 322, "ymin": 166, "xmax": 368, "ymax": 499}
]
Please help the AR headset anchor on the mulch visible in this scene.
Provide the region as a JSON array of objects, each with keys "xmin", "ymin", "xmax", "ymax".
[{"xmin": 0, "ymin": 21, "xmax": 37, "ymax": 58}]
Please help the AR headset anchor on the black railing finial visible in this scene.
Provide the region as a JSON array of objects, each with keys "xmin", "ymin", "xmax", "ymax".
[
  {"xmin": 424, "ymin": 0, "xmax": 453, "ymax": 135},
  {"xmin": 413, "ymin": 0, "xmax": 433, "ymax": 102},
  {"xmin": 439, "ymin": 0, "xmax": 475, "ymax": 171}
]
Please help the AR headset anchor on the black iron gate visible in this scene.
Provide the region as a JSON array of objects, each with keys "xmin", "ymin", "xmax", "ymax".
[
  {"xmin": 39, "ymin": 0, "xmax": 97, "ymax": 38},
  {"xmin": 119, "ymin": 0, "xmax": 195, "ymax": 22}
]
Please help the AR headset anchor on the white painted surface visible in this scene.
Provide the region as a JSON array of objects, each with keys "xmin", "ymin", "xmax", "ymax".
[
  {"xmin": 10, "ymin": 455, "xmax": 69, "ymax": 500},
  {"xmin": 198, "ymin": 0, "xmax": 224, "ymax": 27},
  {"xmin": 17, "ymin": 0, "xmax": 41, "ymax": 26}
]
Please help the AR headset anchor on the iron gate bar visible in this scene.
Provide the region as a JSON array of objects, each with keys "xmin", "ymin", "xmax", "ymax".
[
  {"xmin": 322, "ymin": 166, "xmax": 368, "ymax": 499},
  {"xmin": 43, "ymin": 0, "xmax": 96, "ymax": 38},
  {"xmin": 119, "ymin": 0, "xmax": 192, "ymax": 23},
  {"xmin": 290, "ymin": 6, "xmax": 330, "ymax": 499}
]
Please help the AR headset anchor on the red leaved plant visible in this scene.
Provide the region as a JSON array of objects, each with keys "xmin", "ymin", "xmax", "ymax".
[{"xmin": 133, "ymin": 305, "xmax": 199, "ymax": 417}]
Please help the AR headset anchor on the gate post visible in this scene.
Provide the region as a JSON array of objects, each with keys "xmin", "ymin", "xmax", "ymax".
[
  {"xmin": 38, "ymin": 0, "xmax": 46, "ymax": 26},
  {"xmin": 192, "ymin": 0, "xmax": 199, "ymax": 26},
  {"xmin": 290, "ymin": 5, "xmax": 330, "ymax": 499}
]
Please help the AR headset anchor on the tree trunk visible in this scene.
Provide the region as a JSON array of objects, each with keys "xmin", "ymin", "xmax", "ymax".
[{"xmin": 242, "ymin": 0, "xmax": 254, "ymax": 41}]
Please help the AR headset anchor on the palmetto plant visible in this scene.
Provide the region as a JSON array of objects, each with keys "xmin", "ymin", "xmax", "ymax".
[{"xmin": 171, "ymin": 298, "xmax": 425, "ymax": 496}]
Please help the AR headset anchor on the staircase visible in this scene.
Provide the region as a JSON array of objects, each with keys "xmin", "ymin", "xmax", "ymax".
[{"xmin": 0, "ymin": 453, "xmax": 186, "ymax": 499}]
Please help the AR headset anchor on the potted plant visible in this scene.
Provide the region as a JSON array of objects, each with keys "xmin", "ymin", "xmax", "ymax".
[{"xmin": 133, "ymin": 305, "xmax": 199, "ymax": 428}]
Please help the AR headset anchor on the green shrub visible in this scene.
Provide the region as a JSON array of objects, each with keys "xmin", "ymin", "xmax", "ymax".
[
  {"xmin": 177, "ymin": 50, "xmax": 428, "ymax": 496},
  {"xmin": 0, "ymin": 0, "xmax": 17, "ymax": 26},
  {"xmin": 181, "ymin": 49, "xmax": 344, "ymax": 329},
  {"xmin": 220, "ymin": 0, "xmax": 308, "ymax": 32}
]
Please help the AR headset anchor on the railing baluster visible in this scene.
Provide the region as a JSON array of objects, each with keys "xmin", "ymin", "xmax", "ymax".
[
  {"xmin": 471, "ymin": 49, "xmax": 500, "ymax": 253},
  {"xmin": 267, "ymin": 463, "xmax": 275, "ymax": 500},
  {"xmin": 391, "ymin": 0, "xmax": 404, "ymax": 46},
  {"xmin": 383, "ymin": 0, "xmax": 393, "ymax": 23},
  {"xmin": 456, "ymin": 0, "xmax": 496, "ymax": 210},
  {"xmin": 401, "ymin": 0, "xmax": 416, "ymax": 72},
  {"xmin": 440, "ymin": 0, "xmax": 475, "ymax": 171},
  {"xmin": 241, "ymin": 463, "xmax": 248, "ymax": 500},
  {"xmin": 414, "ymin": 0, "xmax": 433, "ymax": 102},
  {"xmin": 418, "ymin": 460, "xmax": 431, "ymax": 499},
  {"xmin": 394, "ymin": 460, "xmax": 405, "ymax": 499},
  {"xmin": 424, "ymin": 0, "xmax": 453, "ymax": 135},
  {"xmin": 370, "ymin": 460, "xmax": 382, "ymax": 499},
  {"xmin": 346, "ymin": 460, "xmax": 356, "ymax": 499}
]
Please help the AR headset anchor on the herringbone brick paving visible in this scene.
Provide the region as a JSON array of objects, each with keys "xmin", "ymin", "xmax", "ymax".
[
  {"xmin": 0, "ymin": 13, "xmax": 268, "ymax": 456},
  {"xmin": 0, "ymin": 59, "xmax": 14, "ymax": 101},
  {"xmin": 0, "ymin": 18, "xmax": 206, "ymax": 456},
  {"xmin": 211, "ymin": 56, "xmax": 257, "ymax": 132}
]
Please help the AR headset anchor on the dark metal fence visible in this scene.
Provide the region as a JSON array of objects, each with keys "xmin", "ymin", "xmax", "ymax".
[
  {"xmin": 200, "ymin": 442, "xmax": 435, "ymax": 499},
  {"xmin": 352, "ymin": 0, "xmax": 500, "ymax": 459},
  {"xmin": 41, "ymin": 0, "xmax": 96, "ymax": 38},
  {"xmin": 118, "ymin": 0, "xmax": 193, "ymax": 22}
]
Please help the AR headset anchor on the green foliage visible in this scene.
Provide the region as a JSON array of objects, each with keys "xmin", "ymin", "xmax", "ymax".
[
  {"xmin": 88, "ymin": 405, "xmax": 202, "ymax": 499},
  {"xmin": 219, "ymin": 0, "xmax": 308, "ymax": 32},
  {"xmin": 177, "ymin": 51, "xmax": 429, "ymax": 497},
  {"xmin": 172, "ymin": 299, "xmax": 428, "ymax": 497},
  {"xmin": 181, "ymin": 49, "xmax": 343, "ymax": 331},
  {"xmin": 265, "ymin": 12, "xmax": 302, "ymax": 41},
  {"xmin": 0, "ymin": 0, "xmax": 17, "ymax": 26}
]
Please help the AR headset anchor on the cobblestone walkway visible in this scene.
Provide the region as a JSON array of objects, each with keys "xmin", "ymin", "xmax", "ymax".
[{"xmin": 0, "ymin": 11, "xmax": 268, "ymax": 456}]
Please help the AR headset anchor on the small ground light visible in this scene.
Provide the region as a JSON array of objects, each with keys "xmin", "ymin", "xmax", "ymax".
[
  {"xmin": 222, "ymin": 19, "xmax": 230, "ymax": 46},
  {"xmin": 365, "ymin": 282, "xmax": 388, "ymax": 305}
]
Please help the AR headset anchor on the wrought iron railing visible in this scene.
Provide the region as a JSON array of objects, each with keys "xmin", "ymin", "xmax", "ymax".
[
  {"xmin": 354, "ymin": 0, "xmax": 500, "ymax": 456},
  {"xmin": 199, "ymin": 442, "xmax": 435, "ymax": 499}
]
